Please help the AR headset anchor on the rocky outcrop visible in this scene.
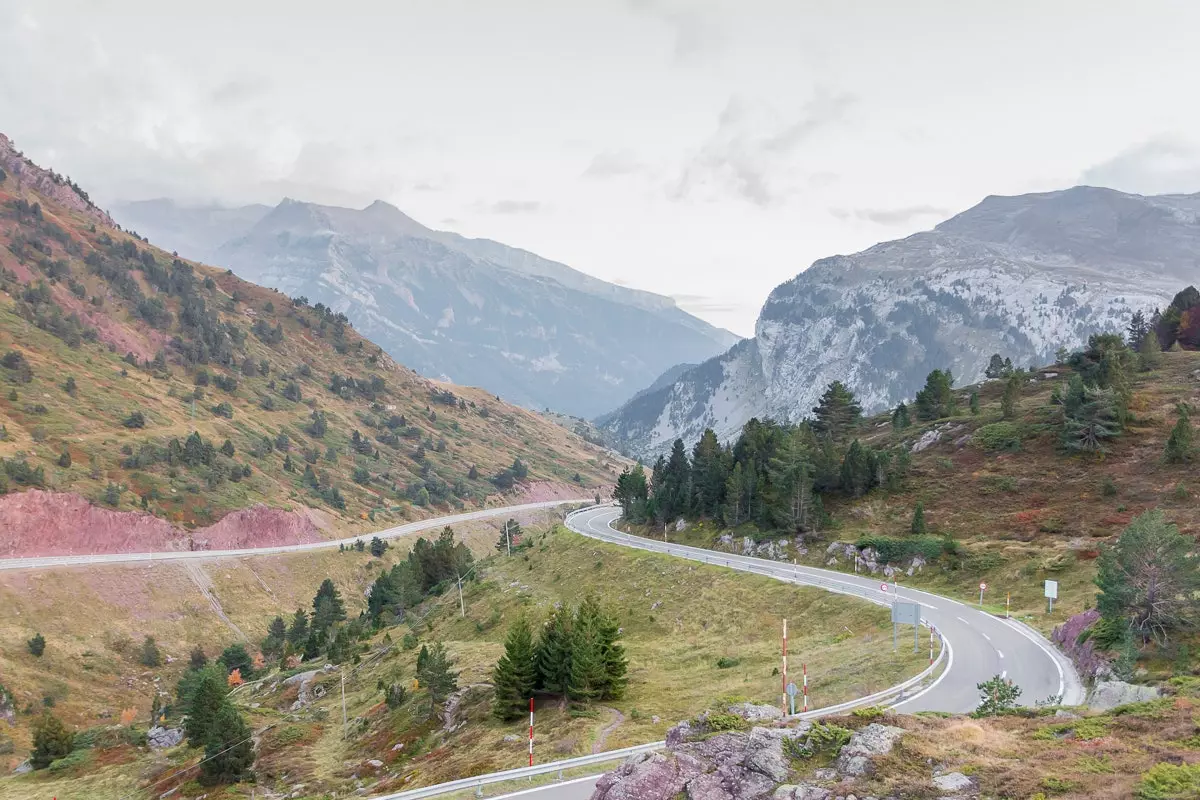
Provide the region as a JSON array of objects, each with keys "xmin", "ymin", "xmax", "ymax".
[
  {"xmin": 602, "ymin": 186, "xmax": 1191, "ymax": 457},
  {"xmin": 1051, "ymin": 609, "xmax": 1108, "ymax": 681},
  {"xmin": 833, "ymin": 723, "xmax": 906, "ymax": 778},
  {"xmin": 594, "ymin": 709, "xmax": 908, "ymax": 800},
  {"xmin": 0, "ymin": 134, "xmax": 116, "ymax": 228},
  {"xmin": 1086, "ymin": 680, "xmax": 1161, "ymax": 712},
  {"xmin": 147, "ymin": 726, "xmax": 184, "ymax": 749}
]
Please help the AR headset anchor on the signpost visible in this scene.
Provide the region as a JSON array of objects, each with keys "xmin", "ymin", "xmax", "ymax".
[
  {"xmin": 1045, "ymin": 579, "xmax": 1059, "ymax": 613},
  {"xmin": 891, "ymin": 601, "xmax": 921, "ymax": 653},
  {"xmin": 979, "ymin": 582, "xmax": 987, "ymax": 607},
  {"xmin": 786, "ymin": 682, "xmax": 798, "ymax": 715}
]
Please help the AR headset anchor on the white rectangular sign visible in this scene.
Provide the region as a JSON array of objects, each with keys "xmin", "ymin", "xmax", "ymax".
[{"xmin": 1044, "ymin": 579, "xmax": 1058, "ymax": 599}]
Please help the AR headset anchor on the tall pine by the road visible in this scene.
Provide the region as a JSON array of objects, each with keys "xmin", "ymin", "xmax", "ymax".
[
  {"xmin": 535, "ymin": 603, "xmax": 574, "ymax": 695},
  {"xmin": 811, "ymin": 381, "xmax": 862, "ymax": 441},
  {"xmin": 492, "ymin": 616, "xmax": 537, "ymax": 720},
  {"xmin": 690, "ymin": 429, "xmax": 727, "ymax": 517}
]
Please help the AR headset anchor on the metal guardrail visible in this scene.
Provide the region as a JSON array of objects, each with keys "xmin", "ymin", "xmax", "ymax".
[{"xmin": 372, "ymin": 741, "xmax": 663, "ymax": 799}]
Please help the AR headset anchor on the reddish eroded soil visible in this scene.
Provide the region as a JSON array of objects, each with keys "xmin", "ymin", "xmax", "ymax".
[{"xmin": 0, "ymin": 490, "xmax": 322, "ymax": 557}]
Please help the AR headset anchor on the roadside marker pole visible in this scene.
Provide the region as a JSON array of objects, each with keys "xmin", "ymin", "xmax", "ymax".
[
  {"xmin": 529, "ymin": 698, "xmax": 534, "ymax": 767},
  {"xmin": 929, "ymin": 626, "xmax": 935, "ymax": 666},
  {"xmin": 781, "ymin": 619, "xmax": 789, "ymax": 715},
  {"xmin": 802, "ymin": 663, "xmax": 808, "ymax": 713},
  {"xmin": 1006, "ymin": 593, "xmax": 1010, "ymax": 619},
  {"xmin": 457, "ymin": 574, "xmax": 466, "ymax": 618}
]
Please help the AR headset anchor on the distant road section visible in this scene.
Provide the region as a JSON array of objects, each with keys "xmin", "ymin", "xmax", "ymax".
[{"xmin": 0, "ymin": 499, "xmax": 586, "ymax": 571}]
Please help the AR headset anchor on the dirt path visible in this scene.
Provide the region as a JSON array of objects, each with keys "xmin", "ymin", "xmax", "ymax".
[
  {"xmin": 592, "ymin": 707, "xmax": 625, "ymax": 754},
  {"xmin": 183, "ymin": 561, "xmax": 248, "ymax": 641}
]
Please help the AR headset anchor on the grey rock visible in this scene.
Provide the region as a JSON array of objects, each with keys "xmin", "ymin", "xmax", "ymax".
[
  {"xmin": 933, "ymin": 772, "xmax": 974, "ymax": 792},
  {"xmin": 834, "ymin": 724, "xmax": 906, "ymax": 777},
  {"xmin": 591, "ymin": 751, "xmax": 703, "ymax": 800},
  {"xmin": 366, "ymin": 759, "xmax": 384, "ymax": 768},
  {"xmin": 726, "ymin": 702, "xmax": 784, "ymax": 723},
  {"xmin": 1087, "ymin": 680, "xmax": 1161, "ymax": 711},
  {"xmin": 745, "ymin": 725, "xmax": 810, "ymax": 783},
  {"xmin": 147, "ymin": 726, "xmax": 184, "ymax": 749},
  {"xmin": 1053, "ymin": 709, "xmax": 1080, "ymax": 719},
  {"xmin": 773, "ymin": 786, "xmax": 831, "ymax": 800},
  {"xmin": 12, "ymin": 759, "xmax": 31, "ymax": 775},
  {"xmin": 910, "ymin": 429, "xmax": 943, "ymax": 453}
]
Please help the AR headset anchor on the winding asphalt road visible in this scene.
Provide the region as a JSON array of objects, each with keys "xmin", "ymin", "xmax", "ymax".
[{"xmin": 568, "ymin": 505, "xmax": 1083, "ymax": 714}]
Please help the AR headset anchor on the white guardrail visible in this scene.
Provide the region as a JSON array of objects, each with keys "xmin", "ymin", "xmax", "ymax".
[{"xmin": 370, "ymin": 506, "xmax": 948, "ymax": 799}]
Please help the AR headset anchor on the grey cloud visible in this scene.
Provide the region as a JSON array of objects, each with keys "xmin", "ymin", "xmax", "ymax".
[
  {"xmin": 1080, "ymin": 136, "xmax": 1200, "ymax": 195},
  {"xmin": 627, "ymin": 0, "xmax": 725, "ymax": 64},
  {"xmin": 830, "ymin": 204, "xmax": 949, "ymax": 225},
  {"xmin": 672, "ymin": 90, "xmax": 857, "ymax": 206},
  {"xmin": 582, "ymin": 150, "xmax": 645, "ymax": 179},
  {"xmin": 488, "ymin": 200, "xmax": 542, "ymax": 214}
]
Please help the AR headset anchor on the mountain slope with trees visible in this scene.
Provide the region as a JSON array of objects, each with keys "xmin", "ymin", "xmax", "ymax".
[
  {"xmin": 111, "ymin": 197, "xmax": 739, "ymax": 419},
  {"xmin": 0, "ymin": 133, "xmax": 618, "ymax": 549}
]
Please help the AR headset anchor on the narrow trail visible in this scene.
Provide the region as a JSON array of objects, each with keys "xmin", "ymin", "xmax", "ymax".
[
  {"xmin": 593, "ymin": 707, "xmax": 625, "ymax": 754},
  {"xmin": 183, "ymin": 561, "xmax": 248, "ymax": 641}
]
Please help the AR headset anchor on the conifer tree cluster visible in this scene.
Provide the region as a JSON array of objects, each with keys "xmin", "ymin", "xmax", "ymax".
[
  {"xmin": 176, "ymin": 664, "xmax": 254, "ymax": 784},
  {"xmin": 491, "ymin": 597, "xmax": 627, "ymax": 720},
  {"xmin": 613, "ymin": 381, "xmax": 908, "ymax": 534},
  {"xmin": 366, "ymin": 526, "xmax": 474, "ymax": 623}
]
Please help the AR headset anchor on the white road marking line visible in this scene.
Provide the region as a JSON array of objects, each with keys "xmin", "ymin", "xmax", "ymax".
[
  {"xmin": 1001, "ymin": 669, "xmax": 1007, "ymax": 679},
  {"xmin": 981, "ymin": 632, "xmax": 991, "ymax": 642},
  {"xmin": 997, "ymin": 650, "xmax": 1005, "ymax": 659},
  {"xmin": 956, "ymin": 616, "xmax": 969, "ymax": 623}
]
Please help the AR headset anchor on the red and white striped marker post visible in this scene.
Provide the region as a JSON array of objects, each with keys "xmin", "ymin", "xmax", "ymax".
[
  {"xmin": 802, "ymin": 663, "xmax": 808, "ymax": 713},
  {"xmin": 781, "ymin": 619, "xmax": 789, "ymax": 715},
  {"xmin": 528, "ymin": 698, "xmax": 534, "ymax": 767}
]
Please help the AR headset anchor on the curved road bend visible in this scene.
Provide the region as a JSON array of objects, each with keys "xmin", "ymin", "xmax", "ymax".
[
  {"xmin": 0, "ymin": 499, "xmax": 585, "ymax": 571},
  {"xmin": 566, "ymin": 505, "xmax": 1083, "ymax": 715}
]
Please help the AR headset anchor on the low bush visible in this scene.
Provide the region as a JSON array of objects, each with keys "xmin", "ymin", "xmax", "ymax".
[
  {"xmin": 856, "ymin": 535, "xmax": 947, "ymax": 564},
  {"xmin": 974, "ymin": 421, "xmax": 1025, "ymax": 452}
]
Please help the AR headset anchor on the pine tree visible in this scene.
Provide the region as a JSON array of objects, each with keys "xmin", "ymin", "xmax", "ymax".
[
  {"xmin": 891, "ymin": 402, "xmax": 910, "ymax": 431},
  {"xmin": 723, "ymin": 462, "xmax": 745, "ymax": 526},
  {"xmin": 370, "ymin": 536, "xmax": 388, "ymax": 557},
  {"xmin": 592, "ymin": 600, "xmax": 628, "ymax": 700},
  {"xmin": 57, "ymin": 449, "xmax": 72, "ymax": 468},
  {"xmin": 613, "ymin": 464, "xmax": 649, "ymax": 522},
  {"xmin": 27, "ymin": 632, "xmax": 45, "ymax": 656},
  {"xmin": 1062, "ymin": 386, "xmax": 1120, "ymax": 454},
  {"xmin": 911, "ymin": 502, "xmax": 926, "ymax": 535},
  {"xmin": 1001, "ymin": 374, "xmax": 1021, "ymax": 419},
  {"xmin": 690, "ymin": 429, "xmax": 727, "ymax": 517},
  {"xmin": 31, "ymin": 712, "xmax": 74, "ymax": 769},
  {"xmin": 416, "ymin": 642, "xmax": 459, "ymax": 712},
  {"xmin": 189, "ymin": 645, "xmax": 208, "ymax": 669},
  {"xmin": 140, "ymin": 635, "xmax": 162, "ymax": 667},
  {"xmin": 969, "ymin": 391, "xmax": 980, "ymax": 416},
  {"xmin": 839, "ymin": 440, "xmax": 877, "ymax": 498},
  {"xmin": 311, "ymin": 579, "xmax": 346, "ymax": 631},
  {"xmin": 184, "ymin": 667, "xmax": 227, "ymax": 748},
  {"xmin": 651, "ymin": 439, "xmax": 692, "ymax": 522},
  {"xmin": 1164, "ymin": 404, "xmax": 1194, "ymax": 464},
  {"xmin": 492, "ymin": 616, "xmax": 537, "ymax": 720},
  {"xmin": 535, "ymin": 604, "xmax": 574, "ymax": 695},
  {"xmin": 811, "ymin": 381, "xmax": 863, "ymax": 441},
  {"xmin": 768, "ymin": 427, "xmax": 815, "ymax": 534},
  {"xmin": 285, "ymin": 609, "xmax": 309, "ymax": 647},
  {"xmin": 199, "ymin": 702, "xmax": 254, "ymax": 785},
  {"xmin": 218, "ymin": 644, "xmax": 254, "ymax": 680},
  {"xmin": 1127, "ymin": 310, "xmax": 1149, "ymax": 349},
  {"xmin": 984, "ymin": 354, "xmax": 1007, "ymax": 379},
  {"xmin": 915, "ymin": 370, "xmax": 956, "ymax": 421},
  {"xmin": 566, "ymin": 602, "xmax": 608, "ymax": 702},
  {"xmin": 1138, "ymin": 323, "xmax": 1162, "ymax": 371},
  {"xmin": 262, "ymin": 616, "xmax": 287, "ymax": 657},
  {"xmin": 1096, "ymin": 510, "xmax": 1200, "ymax": 643},
  {"xmin": 219, "ymin": 439, "xmax": 235, "ymax": 457}
]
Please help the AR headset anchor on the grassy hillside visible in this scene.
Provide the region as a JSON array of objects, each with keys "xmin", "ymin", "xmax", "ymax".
[
  {"xmin": 0, "ymin": 148, "xmax": 619, "ymax": 540},
  {"xmin": 0, "ymin": 521, "xmax": 927, "ymax": 798}
]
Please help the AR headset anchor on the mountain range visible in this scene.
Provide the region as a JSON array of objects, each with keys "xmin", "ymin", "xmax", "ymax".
[
  {"xmin": 599, "ymin": 186, "xmax": 1195, "ymax": 456},
  {"xmin": 112, "ymin": 198, "xmax": 738, "ymax": 418}
]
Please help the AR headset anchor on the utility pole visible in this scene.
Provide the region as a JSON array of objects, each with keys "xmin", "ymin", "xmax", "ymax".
[
  {"xmin": 340, "ymin": 671, "xmax": 348, "ymax": 739},
  {"xmin": 457, "ymin": 573, "xmax": 466, "ymax": 617},
  {"xmin": 504, "ymin": 520, "xmax": 511, "ymax": 557},
  {"xmin": 781, "ymin": 618, "xmax": 788, "ymax": 715}
]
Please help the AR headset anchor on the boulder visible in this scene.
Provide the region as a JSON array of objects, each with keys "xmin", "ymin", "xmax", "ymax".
[
  {"xmin": 147, "ymin": 726, "xmax": 184, "ymax": 749},
  {"xmin": 911, "ymin": 429, "xmax": 942, "ymax": 453},
  {"xmin": 592, "ymin": 752, "xmax": 703, "ymax": 800},
  {"xmin": 834, "ymin": 724, "xmax": 906, "ymax": 777},
  {"xmin": 1086, "ymin": 680, "xmax": 1161, "ymax": 712},
  {"xmin": 727, "ymin": 702, "xmax": 784, "ymax": 723},
  {"xmin": 933, "ymin": 772, "xmax": 974, "ymax": 792},
  {"xmin": 773, "ymin": 786, "xmax": 831, "ymax": 800},
  {"xmin": 745, "ymin": 725, "xmax": 811, "ymax": 783}
]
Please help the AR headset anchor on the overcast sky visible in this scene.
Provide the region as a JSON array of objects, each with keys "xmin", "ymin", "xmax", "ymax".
[{"xmin": 3, "ymin": 1, "xmax": 1200, "ymax": 336}]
